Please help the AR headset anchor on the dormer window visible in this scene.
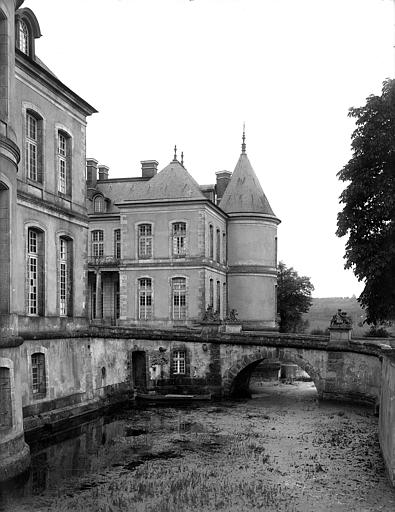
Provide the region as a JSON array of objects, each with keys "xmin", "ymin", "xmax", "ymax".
[
  {"xmin": 15, "ymin": 8, "xmax": 42, "ymax": 60},
  {"xmin": 17, "ymin": 20, "xmax": 30, "ymax": 55},
  {"xmin": 93, "ymin": 195, "xmax": 105, "ymax": 213}
]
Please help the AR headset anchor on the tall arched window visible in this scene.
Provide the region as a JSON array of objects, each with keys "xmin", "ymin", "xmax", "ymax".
[
  {"xmin": 31, "ymin": 353, "xmax": 46, "ymax": 398},
  {"xmin": 216, "ymin": 228, "xmax": 221, "ymax": 262},
  {"xmin": 26, "ymin": 112, "xmax": 37, "ymax": 180},
  {"xmin": 138, "ymin": 278, "xmax": 152, "ymax": 320},
  {"xmin": 57, "ymin": 131, "xmax": 71, "ymax": 195},
  {"xmin": 209, "ymin": 224, "xmax": 214, "ymax": 259},
  {"xmin": 25, "ymin": 110, "xmax": 43, "ymax": 183},
  {"xmin": 138, "ymin": 224, "xmax": 152, "ymax": 259},
  {"xmin": 94, "ymin": 195, "xmax": 105, "ymax": 213},
  {"xmin": 59, "ymin": 237, "xmax": 73, "ymax": 317},
  {"xmin": 17, "ymin": 20, "xmax": 30, "ymax": 55},
  {"xmin": 216, "ymin": 280, "xmax": 221, "ymax": 313},
  {"xmin": 27, "ymin": 228, "xmax": 44, "ymax": 316},
  {"xmin": 209, "ymin": 278, "xmax": 214, "ymax": 308},
  {"xmin": 172, "ymin": 222, "xmax": 186, "ymax": 256},
  {"xmin": 172, "ymin": 277, "xmax": 186, "ymax": 320},
  {"xmin": 114, "ymin": 229, "xmax": 121, "ymax": 259},
  {"xmin": 223, "ymin": 282, "xmax": 227, "ymax": 317},
  {"xmin": 91, "ymin": 230, "xmax": 104, "ymax": 257}
]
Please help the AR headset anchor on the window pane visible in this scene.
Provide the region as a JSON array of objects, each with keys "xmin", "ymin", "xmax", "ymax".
[
  {"xmin": 138, "ymin": 225, "xmax": 152, "ymax": 258},
  {"xmin": 172, "ymin": 350, "xmax": 186, "ymax": 374},
  {"xmin": 31, "ymin": 353, "xmax": 46, "ymax": 396},
  {"xmin": 172, "ymin": 278, "xmax": 186, "ymax": 320},
  {"xmin": 138, "ymin": 278, "xmax": 152, "ymax": 319},
  {"xmin": 18, "ymin": 21, "xmax": 29, "ymax": 55}
]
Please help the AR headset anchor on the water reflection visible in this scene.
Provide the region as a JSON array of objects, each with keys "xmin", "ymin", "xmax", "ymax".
[
  {"xmin": 0, "ymin": 407, "xmax": 209, "ymax": 511},
  {"xmin": 0, "ymin": 412, "xmax": 146, "ymax": 511}
]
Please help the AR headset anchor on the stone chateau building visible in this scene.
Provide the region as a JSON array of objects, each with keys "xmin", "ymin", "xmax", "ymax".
[
  {"xmin": 87, "ymin": 139, "xmax": 280, "ymax": 331},
  {"xmin": 0, "ymin": 1, "xmax": 279, "ymax": 480}
]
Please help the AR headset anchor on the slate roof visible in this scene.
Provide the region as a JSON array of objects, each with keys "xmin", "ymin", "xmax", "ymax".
[
  {"xmin": 92, "ymin": 180, "xmax": 148, "ymax": 213},
  {"xmin": 219, "ymin": 152, "xmax": 276, "ymax": 216},
  {"xmin": 132, "ymin": 160, "xmax": 207, "ymax": 201}
]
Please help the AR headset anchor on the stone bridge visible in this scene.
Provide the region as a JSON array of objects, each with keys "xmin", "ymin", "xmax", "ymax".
[
  {"xmin": 1, "ymin": 325, "xmax": 395, "ymax": 484},
  {"xmin": 85, "ymin": 326, "xmax": 387, "ymax": 405}
]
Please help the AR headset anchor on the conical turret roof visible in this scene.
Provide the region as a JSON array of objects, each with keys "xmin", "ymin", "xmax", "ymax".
[
  {"xmin": 219, "ymin": 151, "xmax": 276, "ymax": 216},
  {"xmin": 135, "ymin": 159, "xmax": 206, "ymax": 201}
]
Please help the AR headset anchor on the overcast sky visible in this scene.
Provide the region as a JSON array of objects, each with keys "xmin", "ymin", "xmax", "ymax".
[{"xmin": 25, "ymin": 0, "xmax": 394, "ymax": 298}]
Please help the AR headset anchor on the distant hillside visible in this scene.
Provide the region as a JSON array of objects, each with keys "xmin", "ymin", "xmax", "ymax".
[{"xmin": 303, "ymin": 297, "xmax": 367, "ymax": 336}]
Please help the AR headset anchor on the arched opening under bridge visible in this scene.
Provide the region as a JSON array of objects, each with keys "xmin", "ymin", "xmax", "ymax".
[{"xmin": 223, "ymin": 349, "xmax": 322, "ymax": 400}]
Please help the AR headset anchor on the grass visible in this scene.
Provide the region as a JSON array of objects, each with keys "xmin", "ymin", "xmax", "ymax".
[{"xmin": 28, "ymin": 431, "xmax": 295, "ymax": 512}]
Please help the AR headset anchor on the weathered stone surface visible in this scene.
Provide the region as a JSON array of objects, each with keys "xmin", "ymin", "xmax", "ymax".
[{"xmin": 379, "ymin": 351, "xmax": 395, "ymax": 486}]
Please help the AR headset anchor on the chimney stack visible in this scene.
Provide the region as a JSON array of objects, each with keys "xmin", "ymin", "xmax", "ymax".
[
  {"xmin": 141, "ymin": 160, "xmax": 158, "ymax": 179},
  {"xmin": 86, "ymin": 158, "xmax": 98, "ymax": 187},
  {"xmin": 216, "ymin": 170, "xmax": 232, "ymax": 202},
  {"xmin": 98, "ymin": 165, "xmax": 109, "ymax": 181}
]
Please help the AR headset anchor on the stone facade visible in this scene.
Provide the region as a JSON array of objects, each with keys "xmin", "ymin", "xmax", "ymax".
[
  {"xmin": 0, "ymin": 0, "xmax": 96, "ymax": 480},
  {"xmin": 87, "ymin": 143, "xmax": 280, "ymax": 331}
]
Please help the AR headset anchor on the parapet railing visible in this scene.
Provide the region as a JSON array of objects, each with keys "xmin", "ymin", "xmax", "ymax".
[{"xmin": 88, "ymin": 255, "xmax": 121, "ymax": 267}]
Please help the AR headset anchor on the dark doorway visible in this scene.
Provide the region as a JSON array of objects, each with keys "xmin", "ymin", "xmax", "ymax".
[{"xmin": 132, "ymin": 351, "xmax": 147, "ymax": 392}]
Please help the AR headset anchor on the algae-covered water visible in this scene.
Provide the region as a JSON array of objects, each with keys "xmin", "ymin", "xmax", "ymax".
[{"xmin": 1, "ymin": 382, "xmax": 394, "ymax": 512}]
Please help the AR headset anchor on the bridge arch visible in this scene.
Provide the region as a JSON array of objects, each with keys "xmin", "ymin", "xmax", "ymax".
[{"xmin": 222, "ymin": 348, "xmax": 323, "ymax": 398}]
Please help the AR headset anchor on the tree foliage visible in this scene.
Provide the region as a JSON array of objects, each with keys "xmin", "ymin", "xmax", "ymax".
[
  {"xmin": 337, "ymin": 79, "xmax": 395, "ymax": 324},
  {"xmin": 277, "ymin": 261, "xmax": 314, "ymax": 333}
]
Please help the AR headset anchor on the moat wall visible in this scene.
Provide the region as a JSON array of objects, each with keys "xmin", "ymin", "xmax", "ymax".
[
  {"xmin": 2, "ymin": 329, "xmax": 395, "ymax": 486},
  {"xmin": 379, "ymin": 351, "xmax": 395, "ymax": 486},
  {"xmin": 18, "ymin": 330, "xmax": 385, "ymax": 429}
]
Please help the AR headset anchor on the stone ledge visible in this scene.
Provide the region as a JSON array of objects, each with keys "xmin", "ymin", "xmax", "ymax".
[{"xmin": 0, "ymin": 336, "xmax": 24, "ymax": 349}]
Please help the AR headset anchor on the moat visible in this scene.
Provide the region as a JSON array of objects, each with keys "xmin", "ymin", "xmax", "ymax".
[{"xmin": 1, "ymin": 382, "xmax": 394, "ymax": 512}]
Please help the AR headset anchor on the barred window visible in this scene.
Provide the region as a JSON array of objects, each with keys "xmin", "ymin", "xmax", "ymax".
[
  {"xmin": 114, "ymin": 229, "xmax": 121, "ymax": 259},
  {"xmin": 91, "ymin": 230, "xmax": 104, "ymax": 257},
  {"xmin": 172, "ymin": 350, "xmax": 186, "ymax": 374},
  {"xmin": 172, "ymin": 277, "xmax": 186, "ymax": 320},
  {"xmin": 31, "ymin": 353, "xmax": 46, "ymax": 397},
  {"xmin": 172, "ymin": 222, "xmax": 186, "ymax": 256},
  {"xmin": 138, "ymin": 278, "xmax": 152, "ymax": 320},
  {"xmin": 138, "ymin": 224, "xmax": 152, "ymax": 259}
]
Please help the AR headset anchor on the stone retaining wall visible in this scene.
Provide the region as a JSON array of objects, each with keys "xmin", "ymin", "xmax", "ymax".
[{"xmin": 379, "ymin": 350, "xmax": 395, "ymax": 486}]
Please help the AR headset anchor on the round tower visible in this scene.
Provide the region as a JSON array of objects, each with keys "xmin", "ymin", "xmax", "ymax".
[{"xmin": 220, "ymin": 131, "xmax": 280, "ymax": 330}]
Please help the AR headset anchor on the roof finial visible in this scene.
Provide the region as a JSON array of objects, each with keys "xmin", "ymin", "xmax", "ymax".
[
  {"xmin": 241, "ymin": 123, "xmax": 246, "ymax": 154},
  {"xmin": 181, "ymin": 151, "xmax": 184, "ymax": 166},
  {"xmin": 173, "ymin": 145, "xmax": 177, "ymax": 162}
]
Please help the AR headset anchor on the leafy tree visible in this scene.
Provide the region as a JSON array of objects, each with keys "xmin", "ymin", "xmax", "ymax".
[
  {"xmin": 277, "ymin": 261, "xmax": 314, "ymax": 333},
  {"xmin": 337, "ymin": 79, "xmax": 395, "ymax": 324}
]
